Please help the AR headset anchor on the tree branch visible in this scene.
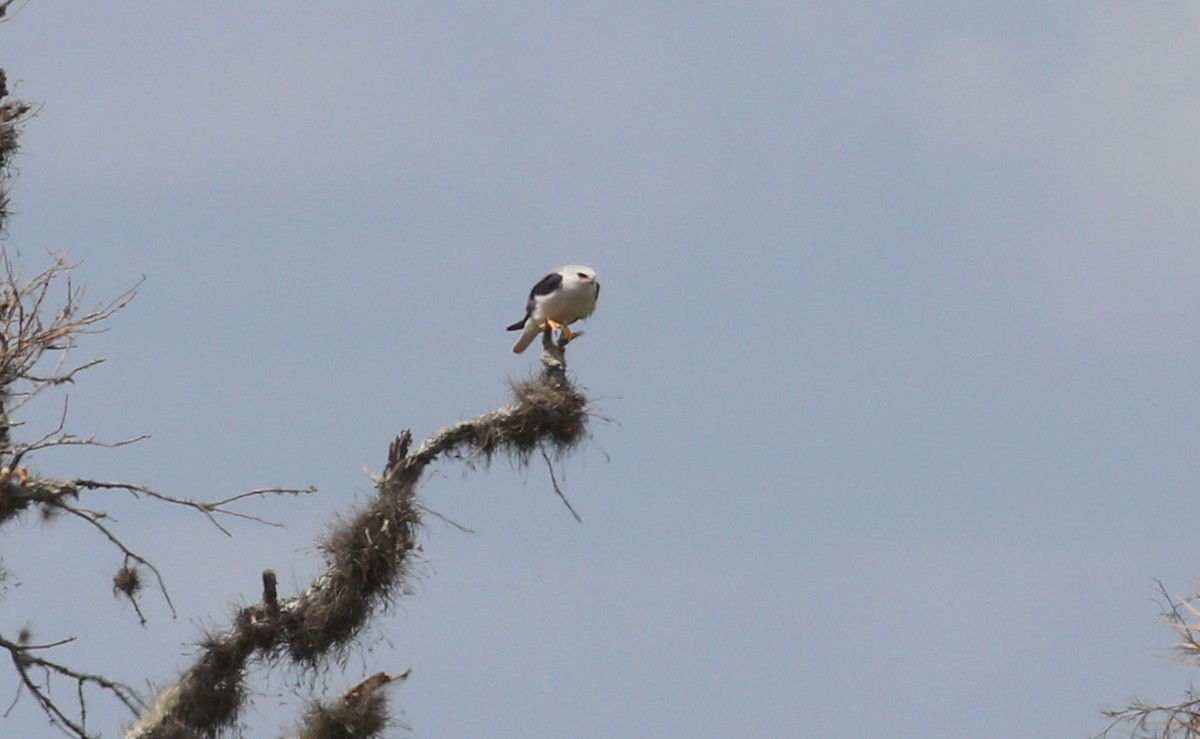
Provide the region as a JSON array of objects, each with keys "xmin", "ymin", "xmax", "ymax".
[
  {"xmin": 1099, "ymin": 581, "xmax": 1200, "ymax": 739},
  {"xmin": 0, "ymin": 1, "xmax": 23, "ymax": 22},
  {"xmin": 73, "ymin": 479, "xmax": 317, "ymax": 536},
  {"xmin": 125, "ymin": 339, "xmax": 591, "ymax": 738},
  {"xmin": 0, "ymin": 631, "xmax": 145, "ymax": 739},
  {"xmin": 295, "ymin": 670, "xmax": 410, "ymax": 739}
]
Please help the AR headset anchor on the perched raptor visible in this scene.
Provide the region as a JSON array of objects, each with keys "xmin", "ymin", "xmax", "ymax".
[{"xmin": 507, "ymin": 265, "xmax": 600, "ymax": 354}]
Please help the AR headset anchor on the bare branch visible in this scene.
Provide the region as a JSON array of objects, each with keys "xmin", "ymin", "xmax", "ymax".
[
  {"xmin": 0, "ymin": 476, "xmax": 315, "ymax": 635},
  {"xmin": 73, "ymin": 479, "xmax": 317, "ymax": 535},
  {"xmin": 0, "ymin": 631, "xmax": 145, "ymax": 739},
  {"xmin": 539, "ymin": 442, "xmax": 582, "ymax": 523},
  {"xmin": 416, "ymin": 502, "xmax": 476, "ymax": 534},
  {"xmin": 1100, "ymin": 694, "xmax": 1200, "ymax": 739},
  {"xmin": 7, "ymin": 411, "xmax": 151, "ymax": 473},
  {"xmin": 0, "ymin": 255, "xmax": 139, "ymax": 391},
  {"xmin": 51, "ymin": 498, "xmax": 177, "ymax": 619},
  {"xmin": 1100, "ymin": 582, "xmax": 1200, "ymax": 739}
]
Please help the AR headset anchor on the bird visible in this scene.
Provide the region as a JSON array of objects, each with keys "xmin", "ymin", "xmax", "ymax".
[{"xmin": 507, "ymin": 265, "xmax": 600, "ymax": 354}]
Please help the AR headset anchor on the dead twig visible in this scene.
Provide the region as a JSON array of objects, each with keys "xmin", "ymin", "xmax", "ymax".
[
  {"xmin": 0, "ymin": 631, "xmax": 145, "ymax": 739},
  {"xmin": 539, "ymin": 442, "xmax": 582, "ymax": 523},
  {"xmin": 1099, "ymin": 582, "xmax": 1200, "ymax": 738},
  {"xmin": 74, "ymin": 479, "xmax": 317, "ymax": 536},
  {"xmin": 51, "ymin": 499, "xmax": 178, "ymax": 620}
]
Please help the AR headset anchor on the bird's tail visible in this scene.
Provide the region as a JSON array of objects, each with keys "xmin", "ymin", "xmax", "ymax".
[{"xmin": 511, "ymin": 321, "xmax": 542, "ymax": 354}]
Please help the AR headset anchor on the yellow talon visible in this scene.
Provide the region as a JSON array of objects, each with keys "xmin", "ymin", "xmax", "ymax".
[{"xmin": 542, "ymin": 318, "xmax": 582, "ymax": 347}]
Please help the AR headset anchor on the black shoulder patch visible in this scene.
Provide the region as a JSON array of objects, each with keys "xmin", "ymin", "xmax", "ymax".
[{"xmin": 529, "ymin": 272, "xmax": 563, "ymax": 298}]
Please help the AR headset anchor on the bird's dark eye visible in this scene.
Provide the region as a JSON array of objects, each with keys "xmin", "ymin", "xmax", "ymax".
[{"xmin": 577, "ymin": 272, "xmax": 589, "ymax": 279}]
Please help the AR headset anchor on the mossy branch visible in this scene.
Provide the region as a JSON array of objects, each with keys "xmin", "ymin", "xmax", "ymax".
[
  {"xmin": 125, "ymin": 335, "xmax": 591, "ymax": 738},
  {"xmin": 296, "ymin": 671, "xmax": 410, "ymax": 739}
]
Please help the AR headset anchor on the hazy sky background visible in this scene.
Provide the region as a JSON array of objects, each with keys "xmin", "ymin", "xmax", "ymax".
[{"xmin": 3, "ymin": 3, "xmax": 1200, "ymax": 737}]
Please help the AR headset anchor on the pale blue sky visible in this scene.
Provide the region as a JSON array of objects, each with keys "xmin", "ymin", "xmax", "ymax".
[{"xmin": 4, "ymin": 3, "xmax": 1200, "ymax": 737}]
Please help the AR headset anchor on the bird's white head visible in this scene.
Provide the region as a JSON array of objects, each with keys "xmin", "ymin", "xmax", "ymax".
[{"xmin": 561, "ymin": 265, "xmax": 597, "ymax": 286}]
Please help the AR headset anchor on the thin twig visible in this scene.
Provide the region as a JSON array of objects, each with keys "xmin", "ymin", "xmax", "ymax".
[
  {"xmin": 539, "ymin": 442, "xmax": 582, "ymax": 523},
  {"xmin": 74, "ymin": 480, "xmax": 317, "ymax": 535},
  {"xmin": 416, "ymin": 503, "xmax": 476, "ymax": 534},
  {"xmin": 52, "ymin": 502, "xmax": 176, "ymax": 618},
  {"xmin": 0, "ymin": 631, "xmax": 144, "ymax": 739}
]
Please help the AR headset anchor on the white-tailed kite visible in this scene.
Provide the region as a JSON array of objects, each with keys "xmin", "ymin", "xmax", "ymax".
[{"xmin": 507, "ymin": 265, "xmax": 600, "ymax": 354}]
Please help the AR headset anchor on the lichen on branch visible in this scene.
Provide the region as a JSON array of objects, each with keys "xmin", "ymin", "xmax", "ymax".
[{"xmin": 126, "ymin": 337, "xmax": 593, "ymax": 738}]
